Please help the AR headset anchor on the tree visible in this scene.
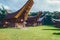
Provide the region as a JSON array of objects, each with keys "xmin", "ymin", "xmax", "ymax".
[
  {"xmin": 0, "ymin": 6, "xmax": 7, "ymax": 21},
  {"xmin": 42, "ymin": 12, "xmax": 53, "ymax": 25},
  {"xmin": 29, "ymin": 12, "xmax": 39, "ymax": 16}
]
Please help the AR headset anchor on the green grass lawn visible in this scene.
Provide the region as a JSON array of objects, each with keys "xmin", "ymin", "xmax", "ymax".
[{"xmin": 0, "ymin": 25, "xmax": 60, "ymax": 40}]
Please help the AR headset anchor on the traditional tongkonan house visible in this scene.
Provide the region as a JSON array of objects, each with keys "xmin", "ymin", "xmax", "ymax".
[
  {"xmin": 52, "ymin": 14, "xmax": 60, "ymax": 28},
  {"xmin": 52, "ymin": 18, "xmax": 60, "ymax": 28},
  {"xmin": 26, "ymin": 11, "xmax": 42, "ymax": 26},
  {"xmin": 2, "ymin": 0, "xmax": 34, "ymax": 28}
]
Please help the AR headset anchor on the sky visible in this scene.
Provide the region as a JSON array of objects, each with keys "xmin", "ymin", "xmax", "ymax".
[{"xmin": 0, "ymin": 0, "xmax": 60, "ymax": 12}]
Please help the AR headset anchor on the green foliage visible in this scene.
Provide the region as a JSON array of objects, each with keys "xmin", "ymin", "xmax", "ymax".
[
  {"xmin": 42, "ymin": 11, "xmax": 60, "ymax": 25},
  {"xmin": 43, "ymin": 14, "xmax": 53, "ymax": 25},
  {"xmin": 0, "ymin": 6, "xmax": 7, "ymax": 21},
  {"xmin": 51, "ymin": 11, "xmax": 60, "ymax": 19},
  {"xmin": 29, "ymin": 12, "xmax": 39, "ymax": 16}
]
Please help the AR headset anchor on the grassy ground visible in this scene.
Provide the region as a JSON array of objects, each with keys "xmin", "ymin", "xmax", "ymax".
[{"xmin": 0, "ymin": 25, "xmax": 60, "ymax": 40}]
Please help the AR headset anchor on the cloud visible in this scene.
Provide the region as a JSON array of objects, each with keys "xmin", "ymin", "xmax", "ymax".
[
  {"xmin": 47, "ymin": 0, "xmax": 60, "ymax": 4},
  {"xmin": 0, "ymin": 3, "xmax": 10, "ymax": 10},
  {"xmin": 7, "ymin": 0, "xmax": 19, "ymax": 3},
  {"xmin": 3, "ymin": 5, "xmax": 10, "ymax": 10},
  {"xmin": 0, "ymin": 0, "xmax": 60, "ymax": 12},
  {"xmin": 31, "ymin": 0, "xmax": 42, "ymax": 12},
  {"xmin": 54, "ymin": 8, "xmax": 60, "ymax": 11}
]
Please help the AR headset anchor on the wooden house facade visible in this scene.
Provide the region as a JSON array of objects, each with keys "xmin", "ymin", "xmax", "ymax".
[
  {"xmin": 2, "ymin": 0, "xmax": 34, "ymax": 28},
  {"xmin": 26, "ymin": 12, "xmax": 42, "ymax": 26}
]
